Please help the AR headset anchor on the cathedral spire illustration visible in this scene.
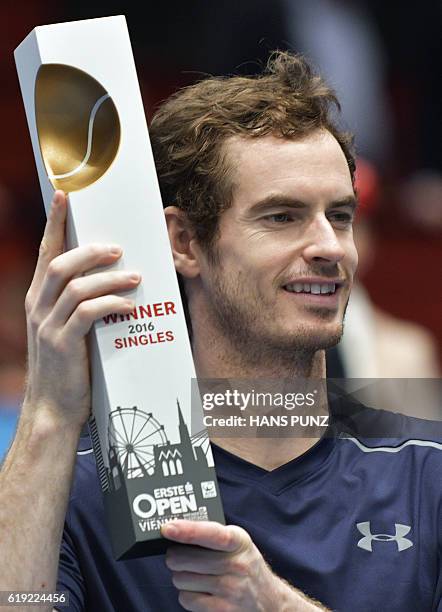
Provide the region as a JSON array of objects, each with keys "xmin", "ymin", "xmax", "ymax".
[{"xmin": 177, "ymin": 398, "xmax": 192, "ymax": 449}]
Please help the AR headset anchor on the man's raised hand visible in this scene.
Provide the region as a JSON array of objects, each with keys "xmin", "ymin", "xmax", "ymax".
[{"xmin": 23, "ymin": 190, "xmax": 141, "ymax": 429}]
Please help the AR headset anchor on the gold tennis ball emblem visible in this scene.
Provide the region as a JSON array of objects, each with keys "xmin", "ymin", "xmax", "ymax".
[{"xmin": 35, "ymin": 64, "xmax": 120, "ymax": 192}]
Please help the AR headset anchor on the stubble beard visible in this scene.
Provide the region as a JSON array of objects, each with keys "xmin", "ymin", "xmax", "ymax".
[{"xmin": 206, "ymin": 263, "xmax": 347, "ymax": 370}]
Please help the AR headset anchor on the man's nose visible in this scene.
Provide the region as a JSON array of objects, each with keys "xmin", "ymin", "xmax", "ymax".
[{"xmin": 301, "ymin": 215, "xmax": 346, "ymax": 265}]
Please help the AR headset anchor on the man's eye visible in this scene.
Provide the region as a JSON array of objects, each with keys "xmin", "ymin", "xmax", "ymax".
[
  {"xmin": 329, "ymin": 213, "xmax": 354, "ymax": 225},
  {"xmin": 266, "ymin": 213, "xmax": 291, "ymax": 223}
]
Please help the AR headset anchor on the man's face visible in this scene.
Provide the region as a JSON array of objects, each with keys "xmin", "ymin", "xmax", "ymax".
[{"xmin": 197, "ymin": 130, "xmax": 358, "ymax": 358}]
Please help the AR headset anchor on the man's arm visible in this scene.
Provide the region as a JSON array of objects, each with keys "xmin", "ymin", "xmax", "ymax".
[
  {"xmin": 0, "ymin": 409, "xmax": 82, "ymax": 594},
  {"xmin": 161, "ymin": 520, "xmax": 330, "ymax": 611},
  {"xmin": 0, "ymin": 191, "xmax": 140, "ymax": 607}
]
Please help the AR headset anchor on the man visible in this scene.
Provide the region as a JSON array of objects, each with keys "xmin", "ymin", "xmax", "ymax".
[{"xmin": 0, "ymin": 52, "xmax": 440, "ymax": 612}]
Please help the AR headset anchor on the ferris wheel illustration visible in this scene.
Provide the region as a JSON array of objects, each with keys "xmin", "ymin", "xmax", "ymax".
[{"xmin": 108, "ymin": 406, "xmax": 169, "ymax": 479}]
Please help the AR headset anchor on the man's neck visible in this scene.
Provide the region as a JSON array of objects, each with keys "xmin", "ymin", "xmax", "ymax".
[{"xmin": 192, "ymin": 326, "xmax": 328, "ymax": 470}]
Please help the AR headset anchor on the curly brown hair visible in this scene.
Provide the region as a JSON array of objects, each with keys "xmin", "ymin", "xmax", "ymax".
[
  {"xmin": 149, "ymin": 51, "xmax": 356, "ymax": 338},
  {"xmin": 149, "ymin": 50, "xmax": 355, "ymax": 253}
]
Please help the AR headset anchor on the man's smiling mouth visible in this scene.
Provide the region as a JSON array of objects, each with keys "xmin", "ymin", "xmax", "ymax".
[
  {"xmin": 281, "ymin": 278, "xmax": 346, "ymax": 309},
  {"xmin": 284, "ymin": 282, "xmax": 337, "ymax": 295}
]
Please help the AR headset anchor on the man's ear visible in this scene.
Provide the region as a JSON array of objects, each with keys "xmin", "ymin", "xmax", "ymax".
[{"xmin": 164, "ymin": 206, "xmax": 201, "ymax": 278}]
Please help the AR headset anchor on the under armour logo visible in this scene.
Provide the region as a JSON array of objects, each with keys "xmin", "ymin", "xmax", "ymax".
[{"xmin": 356, "ymin": 522, "xmax": 413, "ymax": 552}]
